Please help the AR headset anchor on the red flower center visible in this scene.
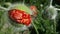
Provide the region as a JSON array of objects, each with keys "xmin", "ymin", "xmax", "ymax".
[{"xmin": 8, "ymin": 9, "xmax": 31, "ymax": 26}]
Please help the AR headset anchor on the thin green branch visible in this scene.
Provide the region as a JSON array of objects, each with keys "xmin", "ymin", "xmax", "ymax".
[
  {"xmin": 53, "ymin": 19, "xmax": 57, "ymax": 34},
  {"xmin": 32, "ymin": 21, "xmax": 39, "ymax": 34}
]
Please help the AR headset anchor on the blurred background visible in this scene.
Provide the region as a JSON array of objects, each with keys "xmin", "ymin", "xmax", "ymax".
[{"xmin": 0, "ymin": 0, "xmax": 60, "ymax": 34}]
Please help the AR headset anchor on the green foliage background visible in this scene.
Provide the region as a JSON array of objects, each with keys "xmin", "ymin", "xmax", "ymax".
[{"xmin": 0, "ymin": 0, "xmax": 60, "ymax": 34}]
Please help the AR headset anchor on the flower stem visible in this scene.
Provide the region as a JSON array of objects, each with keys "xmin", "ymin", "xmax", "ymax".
[
  {"xmin": 32, "ymin": 21, "xmax": 39, "ymax": 34},
  {"xmin": 23, "ymin": 0, "xmax": 25, "ymax": 4},
  {"xmin": 53, "ymin": 19, "xmax": 56, "ymax": 34},
  {"xmin": 50, "ymin": 0, "xmax": 53, "ymax": 6}
]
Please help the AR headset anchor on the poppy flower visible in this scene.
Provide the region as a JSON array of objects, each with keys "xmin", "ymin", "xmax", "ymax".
[
  {"xmin": 8, "ymin": 9, "xmax": 31, "ymax": 26},
  {"xmin": 30, "ymin": 5, "xmax": 37, "ymax": 17}
]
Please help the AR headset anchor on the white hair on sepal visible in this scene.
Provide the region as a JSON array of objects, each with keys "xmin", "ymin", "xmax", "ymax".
[
  {"xmin": 0, "ymin": 6, "xmax": 7, "ymax": 10},
  {"xmin": 0, "ymin": 2, "xmax": 12, "ymax": 11},
  {"xmin": 56, "ymin": 9, "xmax": 60, "ymax": 11},
  {"xmin": 8, "ymin": 2, "xmax": 33, "ymax": 15},
  {"xmin": 13, "ymin": 25, "xmax": 29, "ymax": 32},
  {"xmin": 44, "ymin": 0, "xmax": 60, "ymax": 19},
  {"xmin": 13, "ymin": 23, "xmax": 32, "ymax": 32},
  {"xmin": 49, "ymin": 0, "xmax": 60, "ymax": 19}
]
